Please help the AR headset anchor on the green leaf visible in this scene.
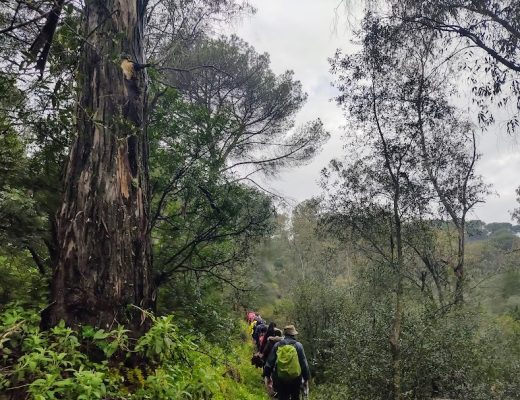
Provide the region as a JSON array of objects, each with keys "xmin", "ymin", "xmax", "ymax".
[{"xmin": 93, "ymin": 329, "xmax": 109, "ymax": 340}]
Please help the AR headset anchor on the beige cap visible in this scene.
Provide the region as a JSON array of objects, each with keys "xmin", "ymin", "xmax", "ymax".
[{"xmin": 283, "ymin": 324, "xmax": 298, "ymax": 336}]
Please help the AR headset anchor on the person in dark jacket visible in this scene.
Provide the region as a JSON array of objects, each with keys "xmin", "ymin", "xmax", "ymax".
[
  {"xmin": 256, "ymin": 324, "xmax": 268, "ymax": 351},
  {"xmin": 262, "ymin": 328, "xmax": 283, "ymax": 360},
  {"xmin": 263, "ymin": 324, "xmax": 310, "ymax": 400},
  {"xmin": 253, "ymin": 321, "xmax": 267, "ymax": 350},
  {"xmin": 260, "ymin": 322, "xmax": 277, "ymax": 354}
]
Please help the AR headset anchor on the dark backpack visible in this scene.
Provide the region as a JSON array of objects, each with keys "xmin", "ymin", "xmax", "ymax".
[{"xmin": 251, "ymin": 352, "xmax": 264, "ymax": 368}]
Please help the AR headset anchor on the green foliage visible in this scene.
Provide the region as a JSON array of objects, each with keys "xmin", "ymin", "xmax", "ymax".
[
  {"xmin": 157, "ymin": 276, "xmax": 240, "ymax": 350},
  {"xmin": 0, "ymin": 124, "xmax": 50, "ymax": 252},
  {"xmin": 135, "ymin": 315, "xmax": 194, "ymax": 362},
  {"xmin": 0, "ymin": 305, "xmax": 268, "ymax": 400},
  {"xmin": 0, "ymin": 187, "xmax": 48, "ymax": 245},
  {"xmin": 0, "ymin": 250, "xmax": 46, "ymax": 305},
  {"xmin": 257, "ymin": 201, "xmax": 520, "ymax": 399},
  {"xmin": 299, "ymin": 285, "xmax": 520, "ymax": 400},
  {"xmin": 489, "ymin": 229, "xmax": 517, "ymax": 251},
  {"xmin": 162, "ymin": 34, "xmax": 327, "ymax": 173},
  {"xmin": 149, "ymin": 88, "xmax": 275, "ymax": 288},
  {"xmin": 502, "ymin": 271, "xmax": 520, "ymax": 301}
]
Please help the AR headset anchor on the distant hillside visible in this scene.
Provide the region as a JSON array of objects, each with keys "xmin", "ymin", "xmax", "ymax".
[{"xmin": 467, "ymin": 220, "xmax": 520, "ymax": 243}]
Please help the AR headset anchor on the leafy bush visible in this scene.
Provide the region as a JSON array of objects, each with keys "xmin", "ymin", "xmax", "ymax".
[
  {"xmin": 0, "ymin": 305, "xmax": 268, "ymax": 400},
  {"xmin": 304, "ymin": 298, "xmax": 520, "ymax": 400},
  {"xmin": 0, "ymin": 251, "xmax": 47, "ymax": 305}
]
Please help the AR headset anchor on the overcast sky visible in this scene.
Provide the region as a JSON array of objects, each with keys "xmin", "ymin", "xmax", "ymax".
[{"xmin": 231, "ymin": 0, "xmax": 520, "ymax": 223}]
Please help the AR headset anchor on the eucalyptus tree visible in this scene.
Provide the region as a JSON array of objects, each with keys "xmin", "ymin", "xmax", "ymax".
[
  {"xmin": 387, "ymin": 0, "xmax": 520, "ymax": 128},
  {"xmin": 1, "ymin": 1, "xmax": 158, "ymax": 331},
  {"xmin": 45, "ymin": 0, "xmax": 155, "ymax": 331},
  {"xmin": 404, "ymin": 32, "xmax": 488, "ymax": 304},
  {"xmin": 382, "ymin": 0, "xmax": 520, "ymax": 219},
  {"xmin": 326, "ymin": 14, "xmax": 487, "ymax": 398},
  {"xmin": 322, "ymin": 131, "xmax": 420, "ymax": 400},
  {"xmin": 340, "ymin": 0, "xmax": 520, "ymax": 223},
  {"xmin": 333, "ymin": 17, "xmax": 486, "ymax": 304},
  {"xmin": 326, "ymin": 21, "xmax": 429, "ymax": 399},
  {"xmin": 0, "ymin": 0, "xmax": 256, "ymax": 332}
]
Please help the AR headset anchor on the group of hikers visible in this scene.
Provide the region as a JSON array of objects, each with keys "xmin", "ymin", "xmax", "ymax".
[{"xmin": 246, "ymin": 311, "xmax": 310, "ymax": 400}]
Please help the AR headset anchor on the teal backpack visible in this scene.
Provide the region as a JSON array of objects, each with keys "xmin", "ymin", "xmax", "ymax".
[{"xmin": 276, "ymin": 344, "xmax": 301, "ymax": 381}]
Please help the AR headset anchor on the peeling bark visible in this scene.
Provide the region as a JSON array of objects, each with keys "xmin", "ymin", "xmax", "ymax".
[{"xmin": 42, "ymin": 0, "xmax": 153, "ymax": 333}]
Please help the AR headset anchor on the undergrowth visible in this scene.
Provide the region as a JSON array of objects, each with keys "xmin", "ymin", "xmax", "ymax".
[{"xmin": 0, "ymin": 305, "xmax": 269, "ymax": 399}]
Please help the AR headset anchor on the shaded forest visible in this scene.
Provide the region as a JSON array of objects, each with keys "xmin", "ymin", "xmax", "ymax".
[{"xmin": 1, "ymin": 0, "xmax": 520, "ymax": 399}]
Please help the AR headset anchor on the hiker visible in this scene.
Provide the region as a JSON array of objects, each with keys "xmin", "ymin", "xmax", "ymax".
[
  {"xmin": 262, "ymin": 327, "xmax": 283, "ymax": 360},
  {"xmin": 260, "ymin": 322, "xmax": 277, "ymax": 354},
  {"xmin": 247, "ymin": 311, "xmax": 256, "ymax": 324},
  {"xmin": 257, "ymin": 324, "xmax": 269, "ymax": 351},
  {"xmin": 263, "ymin": 324, "xmax": 310, "ymax": 400},
  {"xmin": 253, "ymin": 321, "xmax": 267, "ymax": 350},
  {"xmin": 248, "ymin": 319, "xmax": 258, "ymax": 337},
  {"xmin": 252, "ymin": 325, "xmax": 282, "ymax": 369},
  {"xmin": 252, "ymin": 316, "xmax": 264, "ymax": 338},
  {"xmin": 251, "ymin": 315, "xmax": 264, "ymax": 339}
]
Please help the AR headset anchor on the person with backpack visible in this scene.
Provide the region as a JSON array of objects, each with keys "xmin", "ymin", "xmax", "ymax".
[
  {"xmin": 260, "ymin": 322, "xmax": 277, "ymax": 354},
  {"xmin": 262, "ymin": 327, "xmax": 283, "ymax": 360},
  {"xmin": 253, "ymin": 320, "xmax": 267, "ymax": 350},
  {"xmin": 248, "ymin": 319, "xmax": 258, "ymax": 337},
  {"xmin": 252, "ymin": 324, "xmax": 280, "ymax": 369},
  {"xmin": 247, "ymin": 311, "xmax": 256, "ymax": 324},
  {"xmin": 263, "ymin": 324, "xmax": 310, "ymax": 400}
]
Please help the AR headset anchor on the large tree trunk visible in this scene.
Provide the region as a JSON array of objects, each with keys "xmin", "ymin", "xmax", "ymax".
[{"xmin": 42, "ymin": 0, "xmax": 154, "ymax": 333}]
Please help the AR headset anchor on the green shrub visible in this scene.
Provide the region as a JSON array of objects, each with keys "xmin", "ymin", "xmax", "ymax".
[
  {"xmin": 0, "ymin": 305, "xmax": 268, "ymax": 400},
  {"xmin": 304, "ymin": 300, "xmax": 520, "ymax": 400}
]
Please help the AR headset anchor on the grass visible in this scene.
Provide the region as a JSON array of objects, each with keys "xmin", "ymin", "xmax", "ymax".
[{"xmin": 213, "ymin": 322, "xmax": 269, "ymax": 400}]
